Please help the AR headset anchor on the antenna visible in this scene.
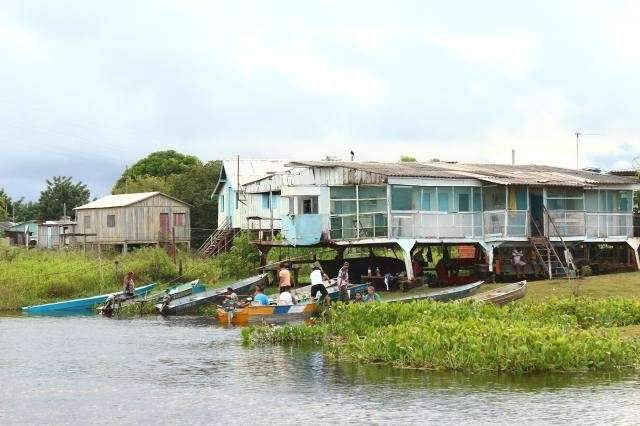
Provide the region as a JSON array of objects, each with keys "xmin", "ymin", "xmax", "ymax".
[{"xmin": 574, "ymin": 131, "xmax": 602, "ymax": 169}]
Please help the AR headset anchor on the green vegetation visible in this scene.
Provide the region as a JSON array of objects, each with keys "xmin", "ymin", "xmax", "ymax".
[
  {"xmin": 243, "ymin": 296, "xmax": 640, "ymax": 373},
  {"xmin": 0, "ymin": 230, "xmax": 263, "ymax": 311}
]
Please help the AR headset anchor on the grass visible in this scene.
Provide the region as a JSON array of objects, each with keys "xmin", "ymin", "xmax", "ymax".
[
  {"xmin": 0, "ymin": 246, "xmax": 224, "ymax": 311},
  {"xmin": 243, "ymin": 297, "xmax": 640, "ymax": 373}
]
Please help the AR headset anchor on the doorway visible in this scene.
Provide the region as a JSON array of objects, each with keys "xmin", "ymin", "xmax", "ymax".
[
  {"xmin": 160, "ymin": 213, "xmax": 170, "ymax": 240},
  {"xmin": 529, "ymin": 188, "xmax": 544, "ymax": 236}
]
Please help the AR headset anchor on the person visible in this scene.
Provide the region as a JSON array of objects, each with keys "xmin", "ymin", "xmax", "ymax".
[
  {"xmin": 337, "ymin": 261, "xmax": 350, "ymax": 302},
  {"xmin": 512, "ymin": 248, "xmax": 527, "ymax": 279},
  {"xmin": 222, "ymin": 287, "xmax": 240, "ymax": 310},
  {"xmin": 252, "ymin": 285, "xmax": 270, "ymax": 306},
  {"xmin": 310, "ymin": 264, "xmax": 329, "ymax": 303},
  {"xmin": 277, "ymin": 288, "xmax": 297, "ymax": 305},
  {"xmin": 353, "ymin": 292, "xmax": 364, "ymax": 303},
  {"xmin": 225, "ymin": 287, "xmax": 238, "ymax": 303},
  {"xmin": 364, "ymin": 285, "xmax": 381, "ymax": 303},
  {"xmin": 122, "ymin": 271, "xmax": 135, "ymax": 296},
  {"xmin": 278, "ymin": 263, "xmax": 292, "ymax": 292}
]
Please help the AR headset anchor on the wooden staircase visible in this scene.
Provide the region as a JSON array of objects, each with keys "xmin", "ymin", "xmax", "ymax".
[
  {"xmin": 528, "ymin": 206, "xmax": 577, "ymax": 279},
  {"xmin": 197, "ymin": 218, "xmax": 239, "ymax": 258}
]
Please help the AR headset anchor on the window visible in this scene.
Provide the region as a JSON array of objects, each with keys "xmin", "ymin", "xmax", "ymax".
[
  {"xmin": 330, "ymin": 185, "xmax": 387, "ymax": 239},
  {"xmin": 437, "ymin": 187, "xmax": 451, "ymax": 212},
  {"xmin": 454, "ymin": 187, "xmax": 471, "ymax": 212},
  {"xmin": 391, "ymin": 186, "xmax": 413, "ymax": 211},
  {"xmin": 106, "ymin": 215, "xmax": 116, "ymax": 228},
  {"xmin": 219, "ymin": 195, "xmax": 224, "ymax": 212},
  {"xmin": 302, "ymin": 198, "xmax": 318, "ymax": 214},
  {"xmin": 173, "ymin": 213, "xmax": 186, "ymax": 226},
  {"xmin": 546, "ymin": 188, "xmax": 584, "ymax": 211},
  {"xmin": 586, "ymin": 190, "xmax": 633, "ymax": 213},
  {"xmin": 261, "ymin": 193, "xmax": 279, "ymax": 210},
  {"xmin": 483, "ymin": 185, "xmax": 506, "ymax": 210},
  {"xmin": 83, "ymin": 215, "xmax": 91, "ymax": 229}
]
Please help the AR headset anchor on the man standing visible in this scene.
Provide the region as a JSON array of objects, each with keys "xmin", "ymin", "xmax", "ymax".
[
  {"xmin": 278, "ymin": 263, "xmax": 292, "ymax": 292},
  {"xmin": 337, "ymin": 261, "xmax": 350, "ymax": 302},
  {"xmin": 310, "ymin": 264, "xmax": 329, "ymax": 304},
  {"xmin": 512, "ymin": 248, "xmax": 527, "ymax": 279}
]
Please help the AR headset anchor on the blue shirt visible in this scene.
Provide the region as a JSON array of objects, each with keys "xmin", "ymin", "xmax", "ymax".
[{"xmin": 254, "ymin": 293, "xmax": 270, "ymax": 305}]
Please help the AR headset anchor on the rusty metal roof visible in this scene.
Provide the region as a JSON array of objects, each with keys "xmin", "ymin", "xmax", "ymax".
[{"xmin": 287, "ymin": 161, "xmax": 638, "ymax": 187}]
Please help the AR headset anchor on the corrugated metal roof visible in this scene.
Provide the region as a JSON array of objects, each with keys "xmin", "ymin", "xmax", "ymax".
[
  {"xmin": 75, "ymin": 192, "xmax": 189, "ymax": 210},
  {"xmin": 286, "ymin": 161, "xmax": 638, "ymax": 187},
  {"xmin": 215, "ymin": 159, "xmax": 291, "ymax": 193}
]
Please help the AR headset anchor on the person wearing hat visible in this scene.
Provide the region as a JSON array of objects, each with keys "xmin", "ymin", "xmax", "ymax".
[{"xmin": 310, "ymin": 263, "xmax": 329, "ymax": 303}]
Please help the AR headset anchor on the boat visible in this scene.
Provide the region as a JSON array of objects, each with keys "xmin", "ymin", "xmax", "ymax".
[
  {"xmin": 157, "ymin": 274, "xmax": 267, "ymax": 315},
  {"xmin": 326, "ymin": 282, "xmax": 369, "ymax": 301},
  {"xmin": 99, "ymin": 280, "xmax": 207, "ymax": 315},
  {"xmin": 389, "ymin": 281, "xmax": 483, "ymax": 304},
  {"xmin": 460, "ymin": 280, "xmax": 527, "ymax": 305},
  {"xmin": 217, "ymin": 302, "xmax": 319, "ymax": 326},
  {"xmin": 22, "ymin": 283, "xmax": 156, "ymax": 314}
]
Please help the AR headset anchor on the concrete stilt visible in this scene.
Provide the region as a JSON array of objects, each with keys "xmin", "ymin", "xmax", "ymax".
[
  {"xmin": 627, "ymin": 238, "xmax": 640, "ymax": 271},
  {"xmin": 396, "ymin": 239, "xmax": 417, "ymax": 281}
]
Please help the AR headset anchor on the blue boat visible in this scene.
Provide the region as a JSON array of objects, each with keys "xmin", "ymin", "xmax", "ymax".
[
  {"xmin": 22, "ymin": 283, "xmax": 157, "ymax": 314},
  {"xmin": 389, "ymin": 281, "xmax": 484, "ymax": 304}
]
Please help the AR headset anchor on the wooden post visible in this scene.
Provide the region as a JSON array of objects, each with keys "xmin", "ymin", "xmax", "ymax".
[{"xmin": 172, "ymin": 227, "xmax": 177, "ymax": 265}]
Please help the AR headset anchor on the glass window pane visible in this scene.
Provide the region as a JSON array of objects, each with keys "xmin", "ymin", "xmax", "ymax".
[
  {"xmin": 391, "ymin": 186, "xmax": 413, "ymax": 211},
  {"xmin": 585, "ymin": 191, "xmax": 598, "ymax": 212},
  {"xmin": 619, "ymin": 191, "xmax": 632, "ymax": 212},
  {"xmin": 458, "ymin": 193, "xmax": 470, "ymax": 212},
  {"xmin": 483, "ymin": 186, "xmax": 506, "ymax": 210},
  {"xmin": 358, "ymin": 186, "xmax": 386, "ymax": 199},
  {"xmin": 437, "ymin": 187, "xmax": 451, "ymax": 212},
  {"xmin": 330, "ymin": 186, "xmax": 356, "ymax": 199},
  {"xmin": 359, "ymin": 198, "xmax": 387, "ymax": 213},
  {"xmin": 515, "ymin": 187, "xmax": 527, "ymax": 210},
  {"xmin": 473, "ymin": 188, "xmax": 481, "ymax": 211},
  {"xmin": 331, "ymin": 200, "xmax": 356, "ymax": 215},
  {"xmin": 421, "ymin": 191, "xmax": 432, "ymax": 211}
]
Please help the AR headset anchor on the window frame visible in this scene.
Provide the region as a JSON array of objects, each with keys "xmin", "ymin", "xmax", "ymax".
[{"xmin": 106, "ymin": 214, "xmax": 116, "ymax": 228}]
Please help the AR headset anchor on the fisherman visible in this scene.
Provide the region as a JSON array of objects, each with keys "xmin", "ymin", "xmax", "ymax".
[
  {"xmin": 278, "ymin": 263, "xmax": 292, "ymax": 292},
  {"xmin": 364, "ymin": 285, "xmax": 381, "ymax": 303},
  {"xmin": 353, "ymin": 292, "xmax": 364, "ymax": 303},
  {"xmin": 277, "ymin": 288, "xmax": 297, "ymax": 305},
  {"xmin": 252, "ymin": 285, "xmax": 270, "ymax": 306},
  {"xmin": 337, "ymin": 261, "xmax": 350, "ymax": 302},
  {"xmin": 122, "ymin": 271, "xmax": 135, "ymax": 297},
  {"xmin": 310, "ymin": 263, "xmax": 329, "ymax": 303},
  {"xmin": 224, "ymin": 287, "xmax": 239, "ymax": 304},
  {"xmin": 222, "ymin": 287, "xmax": 240, "ymax": 311}
]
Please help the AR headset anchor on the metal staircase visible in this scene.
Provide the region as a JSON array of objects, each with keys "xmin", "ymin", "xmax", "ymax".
[
  {"xmin": 197, "ymin": 218, "xmax": 239, "ymax": 257},
  {"xmin": 528, "ymin": 206, "xmax": 577, "ymax": 279}
]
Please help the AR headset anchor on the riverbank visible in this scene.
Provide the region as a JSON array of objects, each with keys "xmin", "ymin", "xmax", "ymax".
[{"xmin": 243, "ymin": 296, "xmax": 640, "ymax": 373}]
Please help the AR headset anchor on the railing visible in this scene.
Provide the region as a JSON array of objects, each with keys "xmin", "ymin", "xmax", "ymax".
[
  {"xmin": 546, "ymin": 211, "xmax": 586, "ymax": 237},
  {"xmin": 390, "ymin": 212, "xmax": 482, "ymax": 239},
  {"xmin": 585, "ymin": 213, "xmax": 634, "ymax": 238},
  {"xmin": 482, "ymin": 210, "xmax": 528, "ymax": 238}
]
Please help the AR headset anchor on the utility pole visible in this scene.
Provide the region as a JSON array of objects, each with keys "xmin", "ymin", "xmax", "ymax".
[{"xmin": 574, "ymin": 131, "xmax": 602, "ymax": 170}]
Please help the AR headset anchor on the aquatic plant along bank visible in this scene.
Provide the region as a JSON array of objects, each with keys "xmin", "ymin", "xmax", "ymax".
[{"xmin": 243, "ymin": 298, "xmax": 640, "ymax": 373}]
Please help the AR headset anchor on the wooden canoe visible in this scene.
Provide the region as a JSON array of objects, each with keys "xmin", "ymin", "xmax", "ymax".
[
  {"xmin": 217, "ymin": 302, "xmax": 318, "ymax": 326},
  {"xmin": 460, "ymin": 280, "xmax": 527, "ymax": 306},
  {"xmin": 389, "ymin": 281, "xmax": 483, "ymax": 304},
  {"xmin": 22, "ymin": 283, "xmax": 156, "ymax": 314},
  {"xmin": 157, "ymin": 274, "xmax": 267, "ymax": 315}
]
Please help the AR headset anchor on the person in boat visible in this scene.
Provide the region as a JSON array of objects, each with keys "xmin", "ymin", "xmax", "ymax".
[
  {"xmin": 278, "ymin": 263, "xmax": 292, "ymax": 293},
  {"xmin": 364, "ymin": 285, "xmax": 381, "ymax": 303},
  {"xmin": 310, "ymin": 264, "xmax": 329, "ymax": 304},
  {"xmin": 511, "ymin": 248, "xmax": 527, "ymax": 279},
  {"xmin": 277, "ymin": 288, "xmax": 297, "ymax": 305},
  {"xmin": 225, "ymin": 287, "xmax": 239, "ymax": 303},
  {"xmin": 252, "ymin": 285, "xmax": 270, "ymax": 306},
  {"xmin": 353, "ymin": 292, "xmax": 364, "ymax": 303},
  {"xmin": 336, "ymin": 261, "xmax": 350, "ymax": 302},
  {"xmin": 122, "ymin": 271, "xmax": 135, "ymax": 297}
]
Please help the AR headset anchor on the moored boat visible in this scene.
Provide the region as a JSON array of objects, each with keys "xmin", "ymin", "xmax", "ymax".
[
  {"xmin": 460, "ymin": 280, "xmax": 527, "ymax": 305},
  {"xmin": 389, "ymin": 281, "xmax": 483, "ymax": 304},
  {"xmin": 217, "ymin": 302, "xmax": 318, "ymax": 326},
  {"xmin": 157, "ymin": 274, "xmax": 267, "ymax": 315},
  {"xmin": 22, "ymin": 283, "xmax": 156, "ymax": 314}
]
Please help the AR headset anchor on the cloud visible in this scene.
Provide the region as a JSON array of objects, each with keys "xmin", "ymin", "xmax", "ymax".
[{"xmin": 233, "ymin": 40, "xmax": 385, "ymax": 107}]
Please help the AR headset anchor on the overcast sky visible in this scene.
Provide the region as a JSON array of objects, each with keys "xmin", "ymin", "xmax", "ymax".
[{"xmin": 1, "ymin": 0, "xmax": 639, "ymax": 200}]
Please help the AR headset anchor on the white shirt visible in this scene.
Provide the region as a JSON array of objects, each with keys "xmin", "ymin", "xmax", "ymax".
[
  {"xmin": 310, "ymin": 269, "xmax": 324, "ymax": 285},
  {"xmin": 278, "ymin": 291, "xmax": 294, "ymax": 305}
]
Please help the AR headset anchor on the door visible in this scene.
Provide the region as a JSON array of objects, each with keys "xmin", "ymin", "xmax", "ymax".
[
  {"xmin": 160, "ymin": 213, "xmax": 170, "ymax": 241},
  {"xmin": 529, "ymin": 189, "xmax": 544, "ymax": 236}
]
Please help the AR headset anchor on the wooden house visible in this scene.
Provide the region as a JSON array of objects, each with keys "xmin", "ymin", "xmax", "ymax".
[
  {"xmin": 241, "ymin": 161, "xmax": 640, "ymax": 281},
  {"xmin": 37, "ymin": 217, "xmax": 76, "ymax": 249},
  {"xmin": 74, "ymin": 192, "xmax": 191, "ymax": 252}
]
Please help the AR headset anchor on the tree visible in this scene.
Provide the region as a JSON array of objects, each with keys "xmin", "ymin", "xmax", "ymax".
[
  {"xmin": 0, "ymin": 189, "xmax": 10, "ymax": 221},
  {"xmin": 112, "ymin": 175, "xmax": 172, "ymax": 195},
  {"xmin": 400, "ymin": 155, "xmax": 417, "ymax": 162},
  {"xmin": 38, "ymin": 176, "xmax": 90, "ymax": 220},
  {"xmin": 113, "ymin": 150, "xmax": 201, "ymax": 191}
]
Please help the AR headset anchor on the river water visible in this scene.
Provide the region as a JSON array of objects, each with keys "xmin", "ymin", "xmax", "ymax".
[{"xmin": 1, "ymin": 315, "xmax": 639, "ymax": 425}]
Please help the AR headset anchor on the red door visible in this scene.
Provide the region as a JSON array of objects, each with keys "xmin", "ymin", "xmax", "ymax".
[{"xmin": 160, "ymin": 213, "xmax": 170, "ymax": 240}]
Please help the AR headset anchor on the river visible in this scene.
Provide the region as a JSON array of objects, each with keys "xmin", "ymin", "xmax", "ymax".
[{"xmin": 1, "ymin": 315, "xmax": 639, "ymax": 425}]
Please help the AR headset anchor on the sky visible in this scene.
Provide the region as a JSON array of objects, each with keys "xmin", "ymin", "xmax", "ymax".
[{"xmin": 1, "ymin": 0, "xmax": 639, "ymax": 200}]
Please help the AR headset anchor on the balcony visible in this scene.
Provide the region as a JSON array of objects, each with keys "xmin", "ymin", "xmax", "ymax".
[
  {"xmin": 390, "ymin": 212, "xmax": 483, "ymax": 239},
  {"xmin": 281, "ymin": 214, "xmax": 328, "ymax": 246},
  {"xmin": 585, "ymin": 213, "xmax": 635, "ymax": 238}
]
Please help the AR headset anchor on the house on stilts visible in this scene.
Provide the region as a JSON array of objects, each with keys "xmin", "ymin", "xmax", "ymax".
[{"xmin": 234, "ymin": 160, "xmax": 640, "ymax": 284}]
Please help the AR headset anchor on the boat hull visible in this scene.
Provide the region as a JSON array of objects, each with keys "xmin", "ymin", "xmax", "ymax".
[
  {"xmin": 461, "ymin": 281, "xmax": 527, "ymax": 305},
  {"xmin": 22, "ymin": 283, "xmax": 156, "ymax": 314},
  {"xmin": 217, "ymin": 302, "xmax": 318, "ymax": 325},
  {"xmin": 390, "ymin": 281, "xmax": 483, "ymax": 304},
  {"xmin": 158, "ymin": 274, "xmax": 267, "ymax": 315}
]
